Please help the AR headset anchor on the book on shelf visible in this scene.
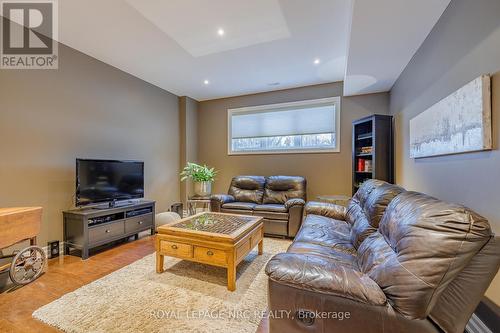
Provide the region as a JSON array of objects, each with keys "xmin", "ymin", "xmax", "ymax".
[
  {"xmin": 357, "ymin": 158, "xmax": 365, "ymax": 172},
  {"xmin": 356, "ymin": 158, "xmax": 373, "ymax": 172},
  {"xmin": 364, "ymin": 160, "xmax": 373, "ymax": 172},
  {"xmin": 358, "ymin": 146, "xmax": 373, "ymax": 154}
]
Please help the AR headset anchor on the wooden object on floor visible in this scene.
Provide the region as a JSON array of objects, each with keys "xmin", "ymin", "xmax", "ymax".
[
  {"xmin": 156, "ymin": 212, "xmax": 264, "ymax": 291},
  {"xmin": 352, "ymin": 114, "xmax": 394, "ymax": 195},
  {"xmin": 0, "ymin": 207, "xmax": 42, "ymax": 274},
  {"xmin": 0, "ymin": 207, "xmax": 42, "ymax": 249}
]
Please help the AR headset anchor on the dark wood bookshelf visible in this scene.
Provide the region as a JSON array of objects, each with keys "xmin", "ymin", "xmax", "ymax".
[{"xmin": 352, "ymin": 114, "xmax": 393, "ymax": 195}]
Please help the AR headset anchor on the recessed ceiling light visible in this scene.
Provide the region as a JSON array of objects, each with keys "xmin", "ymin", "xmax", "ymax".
[
  {"xmin": 217, "ymin": 28, "xmax": 225, "ymax": 36},
  {"xmin": 314, "ymin": 58, "xmax": 321, "ymax": 65},
  {"xmin": 203, "ymin": 79, "xmax": 210, "ymax": 85}
]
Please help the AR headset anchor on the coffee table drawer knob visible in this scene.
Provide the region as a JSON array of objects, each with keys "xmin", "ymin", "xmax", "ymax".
[
  {"xmin": 207, "ymin": 250, "xmax": 214, "ymax": 256},
  {"xmin": 160, "ymin": 241, "xmax": 193, "ymax": 258}
]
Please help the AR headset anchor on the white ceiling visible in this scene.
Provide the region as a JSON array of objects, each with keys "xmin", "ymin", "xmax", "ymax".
[
  {"xmin": 57, "ymin": 0, "xmax": 350, "ymax": 101},
  {"xmin": 125, "ymin": 0, "xmax": 291, "ymax": 57},
  {"xmin": 5, "ymin": 0, "xmax": 451, "ymax": 100},
  {"xmin": 344, "ymin": 0, "xmax": 451, "ymax": 96}
]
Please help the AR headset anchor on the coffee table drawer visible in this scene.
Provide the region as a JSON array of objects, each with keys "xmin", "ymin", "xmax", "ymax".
[
  {"xmin": 236, "ymin": 239, "xmax": 251, "ymax": 262},
  {"xmin": 160, "ymin": 241, "xmax": 193, "ymax": 259},
  {"xmin": 194, "ymin": 246, "xmax": 227, "ymax": 266},
  {"xmin": 250, "ymin": 232, "xmax": 261, "ymax": 249}
]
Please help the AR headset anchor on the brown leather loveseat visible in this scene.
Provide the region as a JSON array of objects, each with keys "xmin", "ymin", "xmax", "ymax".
[
  {"xmin": 210, "ymin": 175, "xmax": 306, "ymax": 237},
  {"xmin": 265, "ymin": 179, "xmax": 500, "ymax": 333}
]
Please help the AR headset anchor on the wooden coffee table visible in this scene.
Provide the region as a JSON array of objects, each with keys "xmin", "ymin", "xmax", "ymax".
[{"xmin": 155, "ymin": 212, "xmax": 263, "ymax": 291}]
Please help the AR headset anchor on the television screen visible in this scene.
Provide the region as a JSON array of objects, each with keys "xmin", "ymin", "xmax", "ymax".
[{"xmin": 76, "ymin": 159, "xmax": 144, "ymax": 206}]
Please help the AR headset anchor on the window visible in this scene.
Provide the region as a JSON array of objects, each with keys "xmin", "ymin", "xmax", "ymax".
[{"xmin": 228, "ymin": 97, "xmax": 340, "ymax": 154}]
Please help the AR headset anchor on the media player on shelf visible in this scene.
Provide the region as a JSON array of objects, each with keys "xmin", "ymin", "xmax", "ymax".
[{"xmin": 126, "ymin": 207, "xmax": 153, "ymax": 218}]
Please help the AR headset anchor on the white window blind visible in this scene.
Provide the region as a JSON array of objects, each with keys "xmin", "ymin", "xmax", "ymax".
[
  {"xmin": 228, "ymin": 97, "xmax": 340, "ymax": 154},
  {"xmin": 231, "ymin": 105, "xmax": 335, "ymax": 138}
]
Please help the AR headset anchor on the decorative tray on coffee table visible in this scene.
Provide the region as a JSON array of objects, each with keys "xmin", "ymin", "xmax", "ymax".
[{"xmin": 170, "ymin": 213, "xmax": 256, "ymax": 235}]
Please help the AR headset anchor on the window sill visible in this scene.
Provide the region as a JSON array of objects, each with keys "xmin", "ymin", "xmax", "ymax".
[{"xmin": 227, "ymin": 148, "xmax": 340, "ymax": 156}]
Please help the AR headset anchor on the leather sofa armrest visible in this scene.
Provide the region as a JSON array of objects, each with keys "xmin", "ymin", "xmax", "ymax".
[
  {"xmin": 286, "ymin": 200, "xmax": 305, "ymax": 237},
  {"xmin": 284, "ymin": 198, "xmax": 305, "ymax": 210},
  {"xmin": 305, "ymin": 201, "xmax": 347, "ymax": 220},
  {"xmin": 265, "ymin": 253, "xmax": 386, "ymax": 306},
  {"xmin": 210, "ymin": 194, "xmax": 235, "ymax": 212}
]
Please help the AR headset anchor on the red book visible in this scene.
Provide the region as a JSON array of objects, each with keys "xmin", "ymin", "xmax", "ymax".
[{"xmin": 358, "ymin": 158, "xmax": 365, "ymax": 172}]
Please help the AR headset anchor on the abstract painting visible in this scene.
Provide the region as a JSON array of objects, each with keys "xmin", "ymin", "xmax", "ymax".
[{"xmin": 410, "ymin": 75, "xmax": 492, "ymax": 158}]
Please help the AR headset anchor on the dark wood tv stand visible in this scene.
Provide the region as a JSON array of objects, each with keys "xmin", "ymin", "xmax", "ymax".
[{"xmin": 63, "ymin": 200, "xmax": 155, "ymax": 259}]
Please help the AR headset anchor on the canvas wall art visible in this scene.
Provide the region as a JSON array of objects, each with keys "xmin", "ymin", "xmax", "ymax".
[{"xmin": 410, "ymin": 75, "xmax": 492, "ymax": 158}]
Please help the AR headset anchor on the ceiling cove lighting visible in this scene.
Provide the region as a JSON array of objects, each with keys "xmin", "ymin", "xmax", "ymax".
[
  {"xmin": 217, "ymin": 28, "xmax": 225, "ymax": 36},
  {"xmin": 314, "ymin": 58, "xmax": 321, "ymax": 65},
  {"xmin": 203, "ymin": 80, "xmax": 210, "ymax": 85}
]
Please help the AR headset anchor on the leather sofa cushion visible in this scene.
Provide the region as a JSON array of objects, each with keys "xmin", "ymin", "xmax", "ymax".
[
  {"xmin": 220, "ymin": 208, "xmax": 252, "ymax": 216},
  {"xmin": 357, "ymin": 191, "xmax": 492, "ymax": 319},
  {"xmin": 294, "ymin": 214, "xmax": 356, "ymax": 256},
  {"xmin": 287, "ymin": 242, "xmax": 359, "ymax": 270},
  {"xmin": 348, "ymin": 181, "xmax": 405, "ymax": 248},
  {"xmin": 266, "ymin": 253, "xmax": 387, "ymax": 305},
  {"xmin": 228, "ymin": 176, "xmax": 266, "ymax": 204},
  {"xmin": 305, "ymin": 201, "xmax": 347, "ymax": 220},
  {"xmin": 254, "ymin": 204, "xmax": 289, "ymax": 221},
  {"xmin": 263, "ymin": 175, "xmax": 306, "ymax": 204},
  {"xmin": 221, "ymin": 202, "xmax": 256, "ymax": 210},
  {"xmin": 254, "ymin": 204, "xmax": 287, "ymax": 212},
  {"xmin": 253, "ymin": 210, "xmax": 289, "ymax": 221}
]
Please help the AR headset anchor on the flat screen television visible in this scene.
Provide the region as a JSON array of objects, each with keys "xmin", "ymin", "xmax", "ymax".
[{"xmin": 76, "ymin": 159, "xmax": 144, "ymax": 207}]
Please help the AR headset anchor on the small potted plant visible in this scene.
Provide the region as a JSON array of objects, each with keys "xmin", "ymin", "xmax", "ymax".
[{"xmin": 180, "ymin": 162, "xmax": 217, "ymax": 197}]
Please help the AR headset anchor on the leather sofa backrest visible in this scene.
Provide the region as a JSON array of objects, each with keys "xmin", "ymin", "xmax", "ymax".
[
  {"xmin": 262, "ymin": 176, "xmax": 306, "ymax": 204},
  {"xmin": 228, "ymin": 175, "xmax": 266, "ymax": 203},
  {"xmin": 347, "ymin": 180, "xmax": 405, "ymax": 248},
  {"xmin": 357, "ymin": 191, "xmax": 492, "ymax": 319}
]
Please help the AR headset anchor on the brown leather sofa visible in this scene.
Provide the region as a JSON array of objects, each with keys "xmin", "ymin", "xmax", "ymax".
[
  {"xmin": 265, "ymin": 179, "xmax": 500, "ymax": 333},
  {"xmin": 210, "ymin": 175, "xmax": 306, "ymax": 237}
]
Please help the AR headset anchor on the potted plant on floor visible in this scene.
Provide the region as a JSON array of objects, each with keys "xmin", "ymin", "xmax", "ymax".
[{"xmin": 180, "ymin": 162, "xmax": 217, "ymax": 197}]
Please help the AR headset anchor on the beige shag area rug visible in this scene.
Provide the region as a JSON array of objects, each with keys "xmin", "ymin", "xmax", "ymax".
[{"xmin": 33, "ymin": 238, "xmax": 291, "ymax": 333}]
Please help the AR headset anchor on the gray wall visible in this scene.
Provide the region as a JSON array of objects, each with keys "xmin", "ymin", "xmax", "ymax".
[
  {"xmin": 179, "ymin": 96, "xmax": 199, "ymax": 204},
  {"xmin": 198, "ymin": 82, "xmax": 390, "ymax": 200},
  {"xmin": 389, "ymin": 0, "xmax": 500, "ymax": 304},
  {"xmin": 0, "ymin": 43, "xmax": 180, "ymax": 248}
]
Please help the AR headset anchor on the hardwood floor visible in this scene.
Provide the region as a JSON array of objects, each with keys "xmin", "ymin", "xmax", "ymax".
[{"xmin": 0, "ymin": 235, "xmax": 268, "ymax": 333}]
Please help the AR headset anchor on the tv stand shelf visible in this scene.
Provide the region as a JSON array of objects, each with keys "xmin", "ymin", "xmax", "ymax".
[{"xmin": 63, "ymin": 200, "xmax": 155, "ymax": 259}]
